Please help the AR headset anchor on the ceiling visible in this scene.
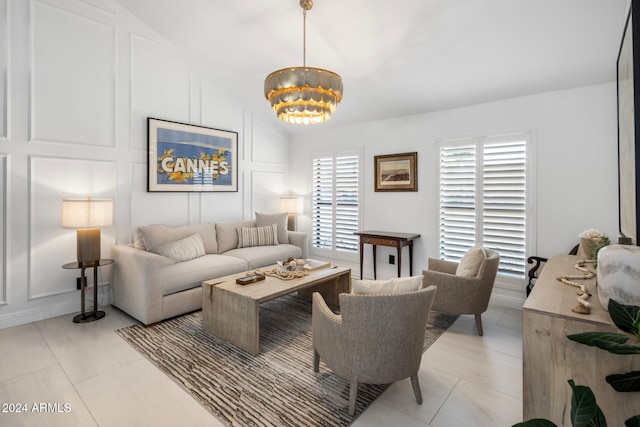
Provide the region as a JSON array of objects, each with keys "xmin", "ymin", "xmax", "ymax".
[{"xmin": 117, "ymin": 0, "xmax": 629, "ymax": 135}]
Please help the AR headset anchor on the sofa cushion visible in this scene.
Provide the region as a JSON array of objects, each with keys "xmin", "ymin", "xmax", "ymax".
[
  {"xmin": 152, "ymin": 234, "xmax": 206, "ymax": 262},
  {"xmin": 138, "ymin": 223, "xmax": 217, "ymax": 254},
  {"xmin": 456, "ymin": 246, "xmax": 487, "ymax": 278},
  {"xmin": 256, "ymin": 212, "xmax": 289, "ymax": 244},
  {"xmin": 237, "ymin": 224, "xmax": 278, "ymax": 248},
  {"xmin": 215, "ymin": 220, "xmax": 256, "ymax": 253},
  {"xmin": 352, "ymin": 275, "xmax": 424, "ymax": 295},
  {"xmin": 162, "ymin": 254, "xmax": 248, "ymax": 296},
  {"xmin": 224, "ymin": 244, "xmax": 303, "ymax": 270}
]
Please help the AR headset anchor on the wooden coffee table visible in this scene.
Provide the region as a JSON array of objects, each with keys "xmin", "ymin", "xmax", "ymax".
[{"xmin": 202, "ymin": 264, "xmax": 351, "ymax": 356}]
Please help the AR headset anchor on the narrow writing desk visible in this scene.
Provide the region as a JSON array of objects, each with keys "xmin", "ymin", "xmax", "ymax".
[{"xmin": 354, "ymin": 231, "xmax": 420, "ymax": 279}]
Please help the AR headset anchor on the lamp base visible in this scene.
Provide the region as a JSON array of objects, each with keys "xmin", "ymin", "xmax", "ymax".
[
  {"xmin": 287, "ymin": 214, "xmax": 297, "ymax": 231},
  {"xmin": 77, "ymin": 228, "xmax": 101, "ymax": 264},
  {"xmin": 73, "ymin": 310, "xmax": 105, "ymax": 323}
]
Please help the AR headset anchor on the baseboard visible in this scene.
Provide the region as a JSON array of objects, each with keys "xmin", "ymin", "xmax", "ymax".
[{"xmin": 0, "ymin": 285, "xmax": 111, "ymax": 329}]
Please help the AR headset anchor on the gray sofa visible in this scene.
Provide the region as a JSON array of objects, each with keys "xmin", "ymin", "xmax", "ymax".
[{"xmin": 110, "ymin": 216, "xmax": 308, "ymax": 325}]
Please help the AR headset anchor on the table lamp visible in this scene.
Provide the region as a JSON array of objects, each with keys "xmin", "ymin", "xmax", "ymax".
[
  {"xmin": 62, "ymin": 197, "xmax": 113, "ymax": 264},
  {"xmin": 280, "ymin": 195, "xmax": 303, "ymax": 231}
]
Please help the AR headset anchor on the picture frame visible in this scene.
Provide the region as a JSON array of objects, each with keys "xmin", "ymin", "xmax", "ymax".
[
  {"xmin": 147, "ymin": 118, "xmax": 238, "ymax": 192},
  {"xmin": 617, "ymin": 0, "xmax": 640, "ymax": 245},
  {"xmin": 374, "ymin": 152, "xmax": 418, "ymax": 192}
]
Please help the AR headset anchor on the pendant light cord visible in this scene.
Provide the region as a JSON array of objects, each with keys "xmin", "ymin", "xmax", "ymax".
[{"xmin": 303, "ymin": 9, "xmax": 307, "ymax": 67}]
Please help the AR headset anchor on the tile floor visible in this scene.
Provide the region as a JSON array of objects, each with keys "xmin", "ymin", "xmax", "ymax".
[{"xmin": 0, "ymin": 304, "xmax": 523, "ymax": 427}]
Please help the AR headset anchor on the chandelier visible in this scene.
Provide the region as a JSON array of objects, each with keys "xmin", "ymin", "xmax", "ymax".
[{"xmin": 264, "ymin": 0, "xmax": 343, "ymax": 125}]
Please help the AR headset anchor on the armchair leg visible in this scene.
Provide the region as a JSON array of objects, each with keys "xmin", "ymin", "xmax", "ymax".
[
  {"xmin": 475, "ymin": 314, "xmax": 484, "ymax": 336},
  {"xmin": 349, "ymin": 380, "xmax": 358, "ymax": 416},
  {"xmin": 313, "ymin": 349, "xmax": 320, "ymax": 372},
  {"xmin": 410, "ymin": 373, "xmax": 423, "ymax": 404}
]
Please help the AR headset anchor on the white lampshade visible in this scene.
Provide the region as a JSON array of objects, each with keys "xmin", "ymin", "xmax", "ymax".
[
  {"xmin": 62, "ymin": 198, "xmax": 113, "ymax": 229},
  {"xmin": 280, "ymin": 196, "xmax": 303, "ymax": 215}
]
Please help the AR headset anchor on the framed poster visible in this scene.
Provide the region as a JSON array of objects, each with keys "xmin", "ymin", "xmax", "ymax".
[
  {"xmin": 147, "ymin": 118, "xmax": 238, "ymax": 192},
  {"xmin": 617, "ymin": 0, "xmax": 640, "ymax": 245},
  {"xmin": 374, "ymin": 152, "xmax": 418, "ymax": 192}
]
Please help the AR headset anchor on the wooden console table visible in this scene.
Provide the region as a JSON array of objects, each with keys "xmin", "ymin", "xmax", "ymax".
[
  {"xmin": 354, "ymin": 230, "xmax": 420, "ymax": 279},
  {"xmin": 523, "ymin": 254, "xmax": 640, "ymax": 425}
]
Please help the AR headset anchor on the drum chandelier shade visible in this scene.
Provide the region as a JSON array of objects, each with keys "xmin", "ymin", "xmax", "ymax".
[{"xmin": 264, "ymin": 0, "xmax": 343, "ymax": 125}]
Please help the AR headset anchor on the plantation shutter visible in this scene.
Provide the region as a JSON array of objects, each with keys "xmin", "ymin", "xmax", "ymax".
[
  {"xmin": 439, "ymin": 144, "xmax": 477, "ymax": 261},
  {"xmin": 483, "ymin": 140, "xmax": 527, "ymax": 277},
  {"xmin": 439, "ymin": 135, "xmax": 529, "ymax": 279},
  {"xmin": 312, "ymin": 156, "xmax": 334, "ymax": 250},
  {"xmin": 312, "ymin": 153, "xmax": 360, "ymax": 255},
  {"xmin": 335, "ymin": 155, "xmax": 359, "ymax": 252}
]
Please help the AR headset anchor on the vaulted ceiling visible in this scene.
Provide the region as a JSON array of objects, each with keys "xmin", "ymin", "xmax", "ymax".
[{"xmin": 117, "ymin": 0, "xmax": 629, "ymax": 135}]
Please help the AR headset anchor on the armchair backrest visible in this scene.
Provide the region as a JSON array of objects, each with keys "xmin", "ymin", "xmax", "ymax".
[
  {"xmin": 336, "ymin": 286, "xmax": 437, "ymax": 384},
  {"xmin": 478, "ymin": 249, "xmax": 500, "ymax": 283}
]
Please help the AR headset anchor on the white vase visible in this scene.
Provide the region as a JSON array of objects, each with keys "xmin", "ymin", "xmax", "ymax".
[{"xmin": 597, "ymin": 244, "xmax": 640, "ymax": 310}]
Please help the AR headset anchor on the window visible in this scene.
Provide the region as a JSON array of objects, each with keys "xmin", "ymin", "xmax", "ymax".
[
  {"xmin": 438, "ymin": 134, "xmax": 531, "ymax": 279},
  {"xmin": 312, "ymin": 152, "xmax": 360, "ymax": 257}
]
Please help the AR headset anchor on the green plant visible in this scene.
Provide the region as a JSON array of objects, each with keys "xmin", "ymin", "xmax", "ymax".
[{"xmin": 515, "ymin": 299, "xmax": 640, "ymax": 427}]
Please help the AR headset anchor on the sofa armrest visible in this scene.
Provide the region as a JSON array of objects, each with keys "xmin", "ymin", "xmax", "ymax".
[
  {"xmin": 287, "ymin": 231, "xmax": 308, "ymax": 259},
  {"xmin": 110, "ymin": 244, "xmax": 176, "ymax": 325}
]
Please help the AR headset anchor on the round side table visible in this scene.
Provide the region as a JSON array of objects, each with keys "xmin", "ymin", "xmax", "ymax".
[{"xmin": 62, "ymin": 259, "xmax": 114, "ymax": 323}]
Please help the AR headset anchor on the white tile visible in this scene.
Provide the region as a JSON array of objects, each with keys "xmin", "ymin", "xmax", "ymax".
[
  {"xmin": 422, "ymin": 328, "xmax": 522, "ymax": 399},
  {"xmin": 39, "ymin": 316, "xmax": 142, "ymax": 384},
  {"xmin": 430, "ymin": 379, "xmax": 522, "ymax": 427},
  {"xmin": 75, "ymin": 359, "xmax": 223, "ymax": 427},
  {"xmin": 352, "ymin": 401, "xmax": 431, "ymax": 427},
  {"xmin": 34, "ymin": 305, "xmax": 137, "ymax": 335},
  {"xmin": 0, "ymin": 324, "xmax": 58, "ymax": 383},
  {"xmin": 498, "ymin": 308, "xmax": 523, "ymax": 332},
  {"xmin": 0, "ymin": 365, "xmax": 97, "ymax": 427},
  {"xmin": 376, "ymin": 366, "xmax": 459, "ymax": 424}
]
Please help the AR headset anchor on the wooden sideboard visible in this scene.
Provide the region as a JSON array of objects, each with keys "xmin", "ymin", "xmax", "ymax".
[{"xmin": 523, "ymin": 254, "xmax": 640, "ymax": 425}]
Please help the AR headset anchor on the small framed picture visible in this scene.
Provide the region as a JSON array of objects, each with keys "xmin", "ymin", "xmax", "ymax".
[
  {"xmin": 147, "ymin": 117, "xmax": 238, "ymax": 192},
  {"xmin": 374, "ymin": 152, "xmax": 418, "ymax": 192}
]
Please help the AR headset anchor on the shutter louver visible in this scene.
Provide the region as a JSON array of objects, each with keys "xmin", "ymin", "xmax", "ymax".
[
  {"xmin": 312, "ymin": 157, "xmax": 333, "ymax": 250},
  {"xmin": 312, "ymin": 153, "xmax": 359, "ymax": 254},
  {"xmin": 335, "ymin": 155, "xmax": 359, "ymax": 252},
  {"xmin": 439, "ymin": 144, "xmax": 477, "ymax": 262},
  {"xmin": 483, "ymin": 141, "xmax": 527, "ymax": 277}
]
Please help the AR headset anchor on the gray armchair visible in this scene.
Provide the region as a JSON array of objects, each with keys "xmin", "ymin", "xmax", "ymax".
[
  {"xmin": 422, "ymin": 249, "xmax": 500, "ymax": 336},
  {"xmin": 312, "ymin": 286, "xmax": 437, "ymax": 416}
]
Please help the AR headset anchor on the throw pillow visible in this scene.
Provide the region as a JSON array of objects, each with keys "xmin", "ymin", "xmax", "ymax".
[
  {"xmin": 455, "ymin": 246, "xmax": 487, "ymax": 278},
  {"xmin": 138, "ymin": 223, "xmax": 217, "ymax": 253},
  {"xmin": 351, "ymin": 275, "xmax": 423, "ymax": 295},
  {"xmin": 255, "ymin": 212, "xmax": 289, "ymax": 244},
  {"xmin": 236, "ymin": 224, "xmax": 279, "ymax": 248},
  {"xmin": 151, "ymin": 233, "xmax": 206, "ymax": 262},
  {"xmin": 215, "ymin": 220, "xmax": 256, "ymax": 253}
]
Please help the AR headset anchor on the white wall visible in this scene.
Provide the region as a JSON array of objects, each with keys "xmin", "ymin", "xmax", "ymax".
[
  {"xmin": 290, "ymin": 83, "xmax": 619, "ymax": 308},
  {"xmin": 0, "ymin": 0, "xmax": 289, "ymax": 328}
]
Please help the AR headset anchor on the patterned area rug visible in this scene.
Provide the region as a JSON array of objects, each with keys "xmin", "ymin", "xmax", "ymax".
[{"xmin": 116, "ymin": 294, "xmax": 458, "ymax": 427}]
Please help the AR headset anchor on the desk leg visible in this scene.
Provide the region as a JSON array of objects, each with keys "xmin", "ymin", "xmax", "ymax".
[
  {"xmin": 409, "ymin": 242, "xmax": 414, "ymax": 276},
  {"xmin": 373, "ymin": 245, "xmax": 377, "ymax": 280},
  {"xmin": 93, "ymin": 266, "xmax": 99, "ymax": 314},
  {"xmin": 359, "ymin": 241, "xmax": 364, "ymax": 279},
  {"xmin": 397, "ymin": 245, "xmax": 402, "ymax": 277}
]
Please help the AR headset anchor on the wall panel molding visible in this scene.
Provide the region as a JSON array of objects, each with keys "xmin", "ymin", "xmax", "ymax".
[
  {"xmin": 251, "ymin": 116, "xmax": 288, "ymax": 166},
  {"xmin": 29, "ymin": 0, "xmax": 117, "ymax": 147},
  {"xmin": 129, "ymin": 33, "xmax": 191, "ymax": 152},
  {"xmin": 0, "ymin": 0, "xmax": 7, "ymax": 141},
  {"xmin": 0, "ymin": 154, "xmax": 6, "ymax": 305},
  {"xmin": 28, "ymin": 155, "xmax": 116, "ymax": 300},
  {"xmin": 250, "ymin": 170, "xmax": 284, "ymax": 215}
]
